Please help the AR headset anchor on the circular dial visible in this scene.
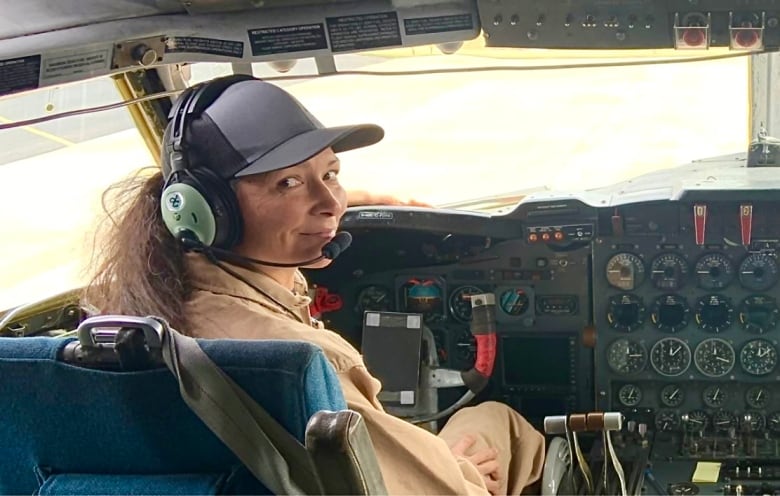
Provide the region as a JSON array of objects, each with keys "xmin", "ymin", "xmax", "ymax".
[
  {"xmin": 605, "ymin": 252, "xmax": 646, "ymax": 291},
  {"xmin": 694, "ymin": 253, "xmax": 734, "ymax": 290},
  {"xmin": 741, "ymin": 411, "xmax": 766, "ymax": 432},
  {"xmin": 746, "ymin": 386, "xmax": 770, "ymax": 409},
  {"xmin": 695, "ymin": 294, "xmax": 734, "ymax": 333},
  {"xmin": 355, "ymin": 285, "xmax": 392, "ymax": 313},
  {"xmin": 739, "ymin": 295, "xmax": 779, "ymax": 334},
  {"xmin": 650, "ymin": 253, "xmax": 689, "ymax": 290},
  {"xmin": 650, "ymin": 337, "xmax": 692, "ymax": 376},
  {"xmin": 655, "ymin": 410, "xmax": 681, "ymax": 432},
  {"xmin": 682, "ymin": 410, "xmax": 709, "ymax": 432},
  {"xmin": 448, "ymin": 285, "xmax": 485, "ymax": 323},
  {"xmin": 712, "ymin": 410, "xmax": 738, "ymax": 432},
  {"xmin": 606, "ymin": 294, "xmax": 645, "ymax": 332},
  {"xmin": 702, "ymin": 385, "xmax": 728, "ymax": 408},
  {"xmin": 452, "ymin": 327, "xmax": 476, "ymax": 366},
  {"xmin": 768, "ymin": 412, "xmax": 780, "ymax": 433},
  {"xmin": 740, "ymin": 339, "xmax": 778, "ymax": 376},
  {"xmin": 694, "ymin": 338, "xmax": 735, "ymax": 377},
  {"xmin": 660, "ymin": 384, "xmax": 685, "ymax": 407},
  {"xmin": 617, "ymin": 384, "xmax": 642, "ymax": 406},
  {"xmin": 606, "ymin": 338, "xmax": 647, "ymax": 375},
  {"xmin": 651, "ymin": 295, "xmax": 690, "ymax": 333},
  {"xmin": 499, "ymin": 288, "xmax": 530, "ymax": 316},
  {"xmin": 401, "ymin": 278, "xmax": 443, "ymax": 322},
  {"xmin": 739, "ymin": 253, "xmax": 779, "ymax": 292}
]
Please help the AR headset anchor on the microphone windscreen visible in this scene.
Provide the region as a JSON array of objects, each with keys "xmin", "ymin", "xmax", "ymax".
[{"xmin": 322, "ymin": 231, "xmax": 352, "ymax": 260}]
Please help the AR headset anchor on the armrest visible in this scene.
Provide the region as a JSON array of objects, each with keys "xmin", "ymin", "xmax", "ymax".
[{"xmin": 305, "ymin": 410, "xmax": 387, "ymax": 495}]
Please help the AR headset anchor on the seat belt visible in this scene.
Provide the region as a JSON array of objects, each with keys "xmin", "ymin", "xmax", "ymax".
[{"xmin": 159, "ymin": 324, "xmax": 323, "ymax": 496}]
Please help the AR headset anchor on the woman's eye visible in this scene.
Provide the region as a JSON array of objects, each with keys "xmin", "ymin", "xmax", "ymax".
[
  {"xmin": 279, "ymin": 177, "xmax": 302, "ymax": 188},
  {"xmin": 324, "ymin": 170, "xmax": 339, "ymax": 181}
]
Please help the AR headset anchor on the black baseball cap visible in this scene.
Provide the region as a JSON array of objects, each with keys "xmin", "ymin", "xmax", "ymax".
[{"xmin": 161, "ymin": 77, "xmax": 384, "ymax": 179}]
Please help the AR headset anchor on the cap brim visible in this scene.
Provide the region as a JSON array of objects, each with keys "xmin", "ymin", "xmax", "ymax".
[{"xmin": 234, "ymin": 123, "xmax": 384, "ymax": 178}]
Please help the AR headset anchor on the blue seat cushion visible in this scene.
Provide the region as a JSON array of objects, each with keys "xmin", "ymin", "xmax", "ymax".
[{"xmin": 0, "ymin": 337, "xmax": 346, "ymax": 495}]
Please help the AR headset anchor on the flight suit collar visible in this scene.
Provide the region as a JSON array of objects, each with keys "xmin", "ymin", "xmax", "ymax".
[{"xmin": 185, "ymin": 253, "xmax": 313, "ymax": 325}]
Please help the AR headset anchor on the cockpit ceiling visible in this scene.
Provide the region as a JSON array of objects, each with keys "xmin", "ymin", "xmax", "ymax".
[{"xmin": 0, "ymin": 0, "xmax": 776, "ymax": 97}]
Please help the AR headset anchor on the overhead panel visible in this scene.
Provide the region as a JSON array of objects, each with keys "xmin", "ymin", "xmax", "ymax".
[
  {"xmin": 477, "ymin": 0, "xmax": 779, "ymax": 50},
  {"xmin": 0, "ymin": 0, "xmax": 480, "ymax": 96}
]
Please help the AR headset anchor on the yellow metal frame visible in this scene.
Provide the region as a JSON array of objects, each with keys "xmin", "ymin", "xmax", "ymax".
[{"xmin": 112, "ymin": 72, "xmax": 164, "ymax": 165}]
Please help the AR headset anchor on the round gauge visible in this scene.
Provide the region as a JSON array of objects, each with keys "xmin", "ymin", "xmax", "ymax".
[
  {"xmin": 606, "ymin": 338, "xmax": 647, "ymax": 375},
  {"xmin": 355, "ymin": 285, "xmax": 393, "ymax": 313},
  {"xmin": 650, "ymin": 253, "xmax": 689, "ymax": 291},
  {"xmin": 499, "ymin": 288, "xmax": 530, "ymax": 316},
  {"xmin": 651, "ymin": 295, "xmax": 690, "ymax": 333},
  {"xmin": 452, "ymin": 327, "xmax": 476, "ymax": 366},
  {"xmin": 739, "ymin": 295, "xmax": 779, "ymax": 334},
  {"xmin": 739, "ymin": 253, "xmax": 779, "ymax": 292},
  {"xmin": 668, "ymin": 482, "xmax": 699, "ymax": 495},
  {"xmin": 695, "ymin": 294, "xmax": 734, "ymax": 333},
  {"xmin": 741, "ymin": 411, "xmax": 766, "ymax": 432},
  {"xmin": 605, "ymin": 252, "xmax": 646, "ymax": 291},
  {"xmin": 682, "ymin": 409, "xmax": 709, "ymax": 432},
  {"xmin": 694, "ymin": 338, "xmax": 735, "ymax": 377},
  {"xmin": 746, "ymin": 386, "xmax": 770, "ymax": 409},
  {"xmin": 768, "ymin": 412, "xmax": 780, "ymax": 433},
  {"xmin": 740, "ymin": 339, "xmax": 778, "ymax": 376},
  {"xmin": 617, "ymin": 384, "xmax": 642, "ymax": 406},
  {"xmin": 660, "ymin": 384, "xmax": 685, "ymax": 407},
  {"xmin": 694, "ymin": 253, "xmax": 734, "ymax": 290},
  {"xmin": 650, "ymin": 337, "xmax": 692, "ymax": 376},
  {"xmin": 702, "ymin": 385, "xmax": 728, "ymax": 408},
  {"xmin": 655, "ymin": 410, "xmax": 681, "ymax": 432},
  {"xmin": 606, "ymin": 294, "xmax": 645, "ymax": 332},
  {"xmin": 448, "ymin": 285, "xmax": 485, "ymax": 323},
  {"xmin": 712, "ymin": 410, "xmax": 738, "ymax": 432},
  {"xmin": 401, "ymin": 278, "xmax": 443, "ymax": 322}
]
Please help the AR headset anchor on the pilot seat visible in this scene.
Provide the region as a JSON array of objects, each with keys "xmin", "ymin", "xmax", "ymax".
[{"xmin": 0, "ymin": 315, "xmax": 386, "ymax": 495}]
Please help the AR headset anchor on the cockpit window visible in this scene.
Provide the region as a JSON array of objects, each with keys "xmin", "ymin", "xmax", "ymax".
[
  {"xmin": 0, "ymin": 44, "xmax": 749, "ymax": 310},
  {"xmin": 0, "ymin": 77, "xmax": 151, "ymax": 310}
]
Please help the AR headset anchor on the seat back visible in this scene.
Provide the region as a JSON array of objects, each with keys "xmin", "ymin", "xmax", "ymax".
[{"xmin": 0, "ymin": 335, "xmax": 346, "ymax": 495}]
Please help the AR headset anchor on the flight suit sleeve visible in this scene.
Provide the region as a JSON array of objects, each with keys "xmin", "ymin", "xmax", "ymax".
[{"xmin": 337, "ymin": 367, "xmax": 491, "ymax": 495}]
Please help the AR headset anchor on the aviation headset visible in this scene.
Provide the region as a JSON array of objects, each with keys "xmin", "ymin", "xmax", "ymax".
[{"xmin": 160, "ymin": 74, "xmax": 257, "ymax": 250}]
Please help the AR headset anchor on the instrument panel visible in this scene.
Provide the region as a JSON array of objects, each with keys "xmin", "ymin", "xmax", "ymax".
[
  {"xmin": 307, "ymin": 207, "xmax": 594, "ymax": 424},
  {"xmin": 592, "ymin": 198, "xmax": 780, "ymax": 461},
  {"xmin": 307, "ymin": 158, "xmax": 780, "ymax": 455}
]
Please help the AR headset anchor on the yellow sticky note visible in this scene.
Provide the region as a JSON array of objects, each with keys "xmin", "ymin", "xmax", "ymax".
[{"xmin": 692, "ymin": 462, "xmax": 721, "ymax": 483}]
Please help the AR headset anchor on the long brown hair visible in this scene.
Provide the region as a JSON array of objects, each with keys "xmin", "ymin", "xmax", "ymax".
[{"xmin": 84, "ymin": 167, "xmax": 191, "ymax": 330}]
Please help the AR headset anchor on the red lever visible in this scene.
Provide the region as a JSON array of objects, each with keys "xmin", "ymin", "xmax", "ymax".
[
  {"xmin": 740, "ymin": 204, "xmax": 753, "ymax": 246},
  {"xmin": 693, "ymin": 204, "xmax": 707, "ymax": 245}
]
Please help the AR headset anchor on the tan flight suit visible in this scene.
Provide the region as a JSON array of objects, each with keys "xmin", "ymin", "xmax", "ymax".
[{"xmin": 184, "ymin": 254, "xmax": 546, "ymax": 495}]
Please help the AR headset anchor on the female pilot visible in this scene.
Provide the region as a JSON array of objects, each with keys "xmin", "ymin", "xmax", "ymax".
[{"xmin": 86, "ymin": 75, "xmax": 545, "ymax": 495}]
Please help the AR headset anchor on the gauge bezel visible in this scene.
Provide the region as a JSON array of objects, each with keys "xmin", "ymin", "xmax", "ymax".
[
  {"xmin": 694, "ymin": 252, "xmax": 735, "ymax": 290},
  {"xmin": 448, "ymin": 285, "xmax": 486, "ymax": 323},
  {"xmin": 605, "ymin": 252, "xmax": 646, "ymax": 291},
  {"xmin": 649, "ymin": 252, "xmax": 689, "ymax": 291},
  {"xmin": 693, "ymin": 337, "xmax": 736, "ymax": 377},
  {"xmin": 606, "ymin": 338, "xmax": 647, "ymax": 375},
  {"xmin": 650, "ymin": 337, "xmax": 692, "ymax": 377}
]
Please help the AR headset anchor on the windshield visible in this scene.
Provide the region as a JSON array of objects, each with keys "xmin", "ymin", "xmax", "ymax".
[{"xmin": 0, "ymin": 45, "xmax": 749, "ymax": 310}]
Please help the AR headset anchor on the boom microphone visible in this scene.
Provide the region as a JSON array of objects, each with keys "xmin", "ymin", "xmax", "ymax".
[
  {"xmin": 182, "ymin": 231, "xmax": 353, "ymax": 268},
  {"xmin": 321, "ymin": 231, "xmax": 352, "ymax": 260}
]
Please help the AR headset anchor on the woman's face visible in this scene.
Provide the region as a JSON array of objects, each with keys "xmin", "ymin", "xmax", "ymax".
[{"xmin": 232, "ymin": 147, "xmax": 347, "ymax": 270}]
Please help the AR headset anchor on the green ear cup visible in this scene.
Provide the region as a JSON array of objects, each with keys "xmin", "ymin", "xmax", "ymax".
[{"xmin": 160, "ymin": 182, "xmax": 217, "ymax": 246}]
